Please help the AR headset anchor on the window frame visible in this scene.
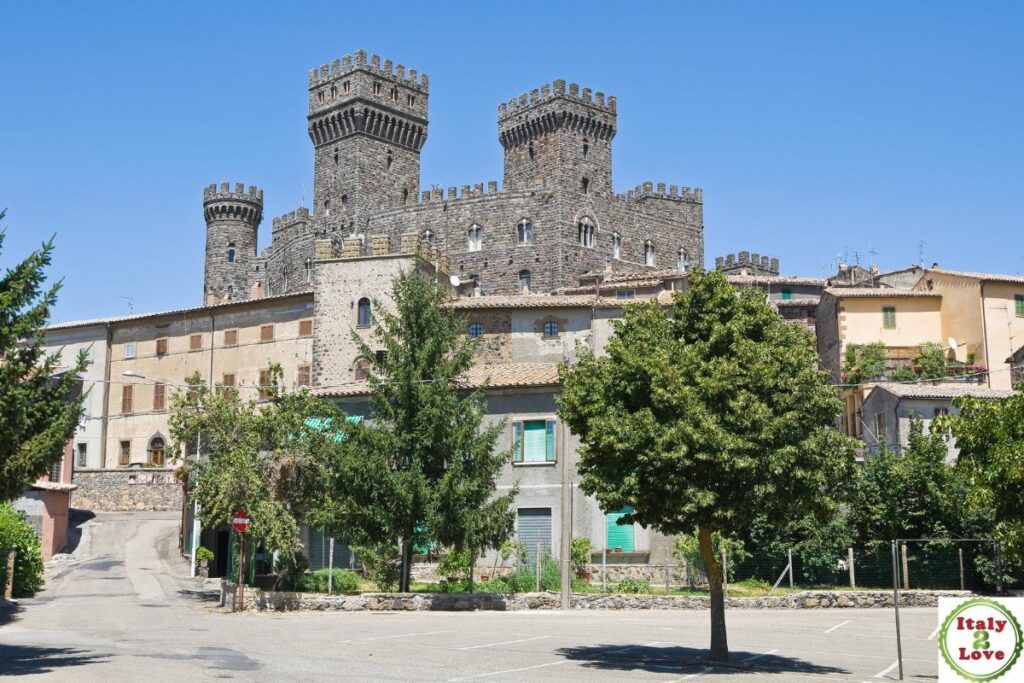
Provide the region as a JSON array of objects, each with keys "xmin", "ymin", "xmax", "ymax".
[
  {"xmin": 153, "ymin": 382, "xmax": 166, "ymax": 411},
  {"xmin": 542, "ymin": 320, "xmax": 560, "ymax": 338},
  {"xmin": 121, "ymin": 385, "xmax": 134, "ymax": 414},
  {"xmin": 259, "ymin": 324, "xmax": 275, "ymax": 342},
  {"xmin": 148, "ymin": 436, "xmax": 165, "ymax": 467},
  {"xmin": 612, "ymin": 232, "xmax": 621, "ymax": 260},
  {"xmin": 882, "ymin": 306, "xmax": 897, "ymax": 330},
  {"xmin": 189, "ymin": 333, "xmax": 202, "ymax": 351},
  {"xmin": 512, "ymin": 419, "xmax": 557, "ymax": 465},
  {"xmin": 297, "ymin": 364, "xmax": 312, "ymax": 387},
  {"xmin": 299, "ymin": 319, "xmax": 314, "ymax": 337},
  {"xmin": 644, "ymin": 241, "xmax": 655, "ymax": 267},
  {"xmin": 468, "ymin": 322, "xmax": 485, "ymax": 339},
  {"xmin": 517, "ymin": 219, "xmax": 534, "ymax": 246},
  {"xmin": 1016, "ymin": 294, "xmax": 1024, "ymax": 318},
  {"xmin": 223, "ymin": 329, "xmax": 238, "ymax": 346},
  {"xmin": 123, "ymin": 342, "xmax": 136, "ymax": 360},
  {"xmin": 76, "ymin": 443, "xmax": 87, "ymax": 468},
  {"xmin": 155, "ymin": 337, "xmax": 168, "ymax": 356},
  {"xmin": 467, "ymin": 225, "xmax": 482, "ymax": 252},
  {"xmin": 119, "ymin": 440, "xmax": 131, "ymax": 467},
  {"xmin": 357, "ymin": 297, "xmax": 372, "ymax": 327}
]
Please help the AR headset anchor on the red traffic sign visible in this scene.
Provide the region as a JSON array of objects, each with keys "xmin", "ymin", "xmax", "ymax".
[{"xmin": 231, "ymin": 510, "xmax": 250, "ymax": 533}]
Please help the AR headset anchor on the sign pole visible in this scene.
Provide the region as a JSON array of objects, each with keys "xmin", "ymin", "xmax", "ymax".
[{"xmin": 890, "ymin": 540, "xmax": 904, "ymax": 681}]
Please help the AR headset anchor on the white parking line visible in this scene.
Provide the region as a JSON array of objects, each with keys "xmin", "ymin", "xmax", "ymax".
[
  {"xmin": 743, "ymin": 648, "xmax": 779, "ymax": 662},
  {"xmin": 458, "ymin": 635, "xmax": 551, "ymax": 650},
  {"xmin": 448, "ymin": 660, "xmax": 568, "ymax": 681},
  {"xmin": 824, "ymin": 619, "xmax": 852, "ymax": 634},
  {"xmin": 337, "ymin": 630, "xmax": 451, "ymax": 644},
  {"xmin": 928, "ymin": 625, "xmax": 941, "ymax": 640},
  {"xmin": 873, "ymin": 659, "xmax": 900, "ymax": 678}
]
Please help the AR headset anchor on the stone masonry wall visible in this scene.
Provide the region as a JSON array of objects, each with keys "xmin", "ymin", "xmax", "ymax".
[{"xmin": 71, "ymin": 469, "xmax": 183, "ymax": 512}]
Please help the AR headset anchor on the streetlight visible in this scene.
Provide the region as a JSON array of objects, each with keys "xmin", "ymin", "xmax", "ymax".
[{"xmin": 123, "ymin": 370, "xmax": 203, "ymax": 579}]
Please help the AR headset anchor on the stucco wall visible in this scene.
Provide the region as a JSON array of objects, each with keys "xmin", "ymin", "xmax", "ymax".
[{"xmin": 981, "ymin": 281, "xmax": 1024, "ymax": 390}]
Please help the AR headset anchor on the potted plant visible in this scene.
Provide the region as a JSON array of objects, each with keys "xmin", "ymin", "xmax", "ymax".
[
  {"xmin": 571, "ymin": 537, "xmax": 593, "ymax": 583},
  {"xmin": 195, "ymin": 546, "xmax": 214, "ymax": 578}
]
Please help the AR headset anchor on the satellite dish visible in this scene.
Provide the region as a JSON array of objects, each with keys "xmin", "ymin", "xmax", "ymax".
[
  {"xmin": 449, "ymin": 275, "xmax": 461, "ymax": 287},
  {"xmin": 948, "ymin": 336, "xmax": 958, "ymax": 350}
]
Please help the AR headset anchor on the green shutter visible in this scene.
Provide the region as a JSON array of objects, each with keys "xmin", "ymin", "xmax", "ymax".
[
  {"xmin": 606, "ymin": 507, "xmax": 635, "ymax": 553},
  {"xmin": 545, "ymin": 421, "xmax": 555, "ymax": 461},
  {"xmin": 883, "ymin": 306, "xmax": 896, "ymax": 329},
  {"xmin": 522, "ymin": 421, "xmax": 547, "ymax": 462},
  {"xmin": 781, "ymin": 289, "xmax": 792, "ymax": 301},
  {"xmin": 513, "ymin": 422, "xmax": 523, "ymax": 462},
  {"xmin": 1016, "ymin": 295, "xmax": 1024, "ymax": 317}
]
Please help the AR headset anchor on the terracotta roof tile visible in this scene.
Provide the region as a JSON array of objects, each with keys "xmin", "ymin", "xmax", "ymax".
[
  {"xmin": 824, "ymin": 288, "xmax": 940, "ymax": 298},
  {"xmin": 868, "ymin": 382, "xmax": 1013, "ymax": 401},
  {"xmin": 312, "ymin": 363, "xmax": 562, "ymax": 398},
  {"xmin": 923, "ymin": 269, "xmax": 1024, "ymax": 285},
  {"xmin": 446, "ymin": 295, "xmax": 623, "ymax": 310}
]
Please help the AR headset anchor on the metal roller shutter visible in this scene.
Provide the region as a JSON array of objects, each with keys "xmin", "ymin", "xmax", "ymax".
[{"xmin": 517, "ymin": 508, "xmax": 552, "ymax": 564}]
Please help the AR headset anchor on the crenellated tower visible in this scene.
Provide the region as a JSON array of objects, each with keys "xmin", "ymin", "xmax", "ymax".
[
  {"xmin": 203, "ymin": 182, "xmax": 263, "ymax": 304},
  {"xmin": 307, "ymin": 50, "xmax": 428, "ymax": 242},
  {"xmin": 498, "ymin": 80, "xmax": 616, "ymax": 196}
]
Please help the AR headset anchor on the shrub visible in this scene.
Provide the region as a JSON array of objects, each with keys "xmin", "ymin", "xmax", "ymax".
[
  {"xmin": 539, "ymin": 554, "xmax": 561, "ymax": 591},
  {"xmin": 0, "ymin": 504, "xmax": 45, "ymax": 597},
  {"xmin": 502, "ymin": 568, "xmax": 538, "ymax": 593},
  {"xmin": 355, "ymin": 546, "xmax": 401, "ymax": 592},
  {"xmin": 195, "ymin": 546, "xmax": 215, "ymax": 565},
  {"xmin": 570, "ymin": 538, "xmax": 592, "ymax": 575},
  {"xmin": 482, "ymin": 577, "xmax": 509, "ymax": 593},
  {"xmin": 890, "ymin": 366, "xmax": 918, "ymax": 382},
  {"xmin": 734, "ymin": 577, "xmax": 772, "ymax": 592},
  {"xmin": 615, "ymin": 578, "xmax": 651, "ymax": 594},
  {"xmin": 916, "ymin": 342, "xmax": 949, "ymax": 380},
  {"xmin": 436, "ymin": 548, "xmax": 472, "ymax": 588},
  {"xmin": 310, "ymin": 568, "xmax": 361, "ymax": 593},
  {"xmin": 273, "ymin": 550, "xmax": 309, "ymax": 590}
]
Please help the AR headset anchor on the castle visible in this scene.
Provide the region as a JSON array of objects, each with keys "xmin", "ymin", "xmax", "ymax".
[{"xmin": 202, "ymin": 49, "xmax": 705, "ymax": 304}]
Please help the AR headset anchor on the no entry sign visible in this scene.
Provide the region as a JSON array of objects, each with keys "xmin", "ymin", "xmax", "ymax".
[{"xmin": 231, "ymin": 510, "xmax": 250, "ymax": 533}]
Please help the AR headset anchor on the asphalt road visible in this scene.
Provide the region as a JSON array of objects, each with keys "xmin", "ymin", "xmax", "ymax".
[{"xmin": 0, "ymin": 513, "xmax": 941, "ymax": 682}]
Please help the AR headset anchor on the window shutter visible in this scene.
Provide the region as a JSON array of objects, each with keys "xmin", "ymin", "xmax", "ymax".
[
  {"xmin": 153, "ymin": 383, "xmax": 165, "ymax": 411},
  {"xmin": 190, "ymin": 334, "xmax": 202, "ymax": 351},
  {"xmin": 297, "ymin": 365, "xmax": 311, "ymax": 387},
  {"xmin": 299, "ymin": 319, "xmax": 313, "ymax": 336},
  {"xmin": 259, "ymin": 369, "xmax": 271, "ymax": 400},
  {"xmin": 223, "ymin": 373, "xmax": 235, "ymax": 387},
  {"xmin": 781, "ymin": 289, "xmax": 793, "ymax": 301},
  {"xmin": 545, "ymin": 421, "xmax": 555, "ymax": 461},
  {"xmin": 260, "ymin": 325, "xmax": 274, "ymax": 342},
  {"xmin": 156, "ymin": 338, "xmax": 168, "ymax": 355},
  {"xmin": 513, "ymin": 422, "xmax": 523, "ymax": 462},
  {"xmin": 121, "ymin": 385, "xmax": 133, "ymax": 413},
  {"xmin": 119, "ymin": 441, "xmax": 131, "ymax": 466},
  {"xmin": 883, "ymin": 307, "xmax": 896, "ymax": 329},
  {"xmin": 224, "ymin": 329, "xmax": 238, "ymax": 346},
  {"xmin": 1016, "ymin": 295, "xmax": 1024, "ymax": 317}
]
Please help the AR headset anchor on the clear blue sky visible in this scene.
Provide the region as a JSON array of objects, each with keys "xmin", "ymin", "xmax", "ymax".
[{"xmin": 2, "ymin": 1, "xmax": 1021, "ymax": 323}]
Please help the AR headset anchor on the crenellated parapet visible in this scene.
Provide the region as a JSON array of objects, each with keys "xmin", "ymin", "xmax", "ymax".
[
  {"xmin": 309, "ymin": 49, "xmax": 428, "ymax": 91},
  {"xmin": 497, "ymin": 79, "xmax": 617, "ymax": 150},
  {"xmin": 498, "ymin": 79, "xmax": 616, "ymax": 117},
  {"xmin": 271, "ymin": 207, "xmax": 311, "ymax": 235},
  {"xmin": 716, "ymin": 251, "xmax": 780, "ymax": 276},
  {"xmin": 618, "ymin": 181, "xmax": 702, "ymax": 203},
  {"xmin": 202, "ymin": 182, "xmax": 263, "ymax": 225}
]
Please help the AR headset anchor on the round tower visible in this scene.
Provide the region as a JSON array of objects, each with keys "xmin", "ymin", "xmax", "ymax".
[{"xmin": 203, "ymin": 182, "xmax": 263, "ymax": 304}]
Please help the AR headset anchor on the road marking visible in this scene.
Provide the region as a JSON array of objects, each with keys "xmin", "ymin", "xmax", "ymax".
[
  {"xmin": 742, "ymin": 648, "xmax": 779, "ymax": 662},
  {"xmin": 873, "ymin": 659, "xmax": 899, "ymax": 678},
  {"xmin": 607, "ymin": 640, "xmax": 662, "ymax": 654},
  {"xmin": 448, "ymin": 660, "xmax": 568, "ymax": 681},
  {"xmin": 458, "ymin": 635, "xmax": 552, "ymax": 650},
  {"xmin": 338, "ymin": 630, "xmax": 451, "ymax": 644},
  {"xmin": 928, "ymin": 625, "xmax": 940, "ymax": 640},
  {"xmin": 824, "ymin": 620, "xmax": 852, "ymax": 634}
]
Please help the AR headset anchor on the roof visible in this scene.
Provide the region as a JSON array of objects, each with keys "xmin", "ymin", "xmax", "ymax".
[
  {"xmin": 774, "ymin": 297, "xmax": 820, "ymax": 306},
  {"xmin": 46, "ymin": 291, "xmax": 314, "ymax": 331},
  {"xmin": 446, "ymin": 295, "xmax": 623, "ymax": 310},
  {"xmin": 823, "ymin": 287, "xmax": 941, "ymax": 298},
  {"xmin": 313, "ymin": 362, "xmax": 561, "ymax": 398},
  {"xmin": 562, "ymin": 279, "xmax": 667, "ymax": 294},
  {"xmin": 922, "ymin": 269, "xmax": 1024, "ymax": 285},
  {"xmin": 579, "ymin": 268, "xmax": 687, "ymax": 283},
  {"xmin": 867, "ymin": 382, "xmax": 1014, "ymax": 401},
  {"xmin": 728, "ymin": 275, "xmax": 829, "ymax": 286}
]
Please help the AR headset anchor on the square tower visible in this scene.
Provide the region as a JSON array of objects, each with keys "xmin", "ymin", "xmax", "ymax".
[
  {"xmin": 498, "ymin": 80, "xmax": 616, "ymax": 196},
  {"xmin": 308, "ymin": 50, "xmax": 429, "ymax": 240}
]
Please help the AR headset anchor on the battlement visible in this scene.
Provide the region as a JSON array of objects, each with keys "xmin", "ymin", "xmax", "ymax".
[
  {"xmin": 498, "ymin": 79, "xmax": 616, "ymax": 119},
  {"xmin": 271, "ymin": 207, "xmax": 311, "ymax": 232},
  {"xmin": 715, "ymin": 251, "xmax": 779, "ymax": 276},
  {"xmin": 309, "ymin": 49, "xmax": 428, "ymax": 91},
  {"xmin": 203, "ymin": 182, "xmax": 263, "ymax": 203},
  {"xmin": 617, "ymin": 181, "xmax": 702, "ymax": 203},
  {"xmin": 416, "ymin": 180, "xmax": 503, "ymax": 204}
]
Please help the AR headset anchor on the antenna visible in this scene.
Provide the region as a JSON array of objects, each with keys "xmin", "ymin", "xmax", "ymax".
[
  {"xmin": 118, "ymin": 296, "xmax": 134, "ymax": 314},
  {"xmin": 301, "ymin": 182, "xmax": 306, "ymax": 209},
  {"xmin": 917, "ymin": 240, "xmax": 926, "ymax": 265}
]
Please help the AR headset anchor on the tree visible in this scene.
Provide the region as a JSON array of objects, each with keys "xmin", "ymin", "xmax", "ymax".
[
  {"xmin": 916, "ymin": 342, "xmax": 949, "ymax": 381},
  {"xmin": 314, "ymin": 267, "xmax": 516, "ymax": 592},
  {"xmin": 168, "ymin": 366, "xmax": 344, "ymax": 560},
  {"xmin": 843, "ymin": 342, "xmax": 886, "ymax": 384},
  {"xmin": 0, "ymin": 212, "xmax": 85, "ymax": 502},
  {"xmin": 557, "ymin": 269, "xmax": 856, "ymax": 661},
  {"xmin": 945, "ymin": 391, "xmax": 1024, "ymax": 563},
  {"xmin": 848, "ymin": 416, "xmax": 959, "ymax": 547}
]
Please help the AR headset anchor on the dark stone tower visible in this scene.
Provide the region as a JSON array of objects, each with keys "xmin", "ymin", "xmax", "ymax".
[
  {"xmin": 498, "ymin": 80, "xmax": 616, "ymax": 196},
  {"xmin": 307, "ymin": 50, "xmax": 428, "ymax": 243},
  {"xmin": 203, "ymin": 182, "xmax": 263, "ymax": 304}
]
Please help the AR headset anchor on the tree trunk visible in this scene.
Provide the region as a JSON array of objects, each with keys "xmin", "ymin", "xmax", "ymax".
[
  {"xmin": 399, "ymin": 539, "xmax": 413, "ymax": 593},
  {"xmin": 468, "ymin": 553, "xmax": 476, "ymax": 593},
  {"xmin": 698, "ymin": 526, "xmax": 729, "ymax": 662}
]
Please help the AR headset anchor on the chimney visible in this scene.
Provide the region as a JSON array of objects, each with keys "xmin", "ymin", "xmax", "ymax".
[{"xmin": 932, "ymin": 262, "xmax": 941, "ymax": 270}]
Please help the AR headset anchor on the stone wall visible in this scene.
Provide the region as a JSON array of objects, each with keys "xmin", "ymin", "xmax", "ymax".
[
  {"xmin": 220, "ymin": 584, "xmax": 970, "ymax": 613},
  {"xmin": 203, "ymin": 183, "xmax": 263, "ymax": 304},
  {"xmin": 71, "ymin": 469, "xmax": 183, "ymax": 512}
]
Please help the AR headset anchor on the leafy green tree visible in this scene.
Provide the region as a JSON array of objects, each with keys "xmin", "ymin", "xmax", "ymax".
[
  {"xmin": 945, "ymin": 391, "xmax": 1024, "ymax": 562},
  {"xmin": 843, "ymin": 342, "xmax": 886, "ymax": 383},
  {"xmin": 0, "ymin": 212, "xmax": 86, "ymax": 501},
  {"xmin": 748, "ymin": 512, "xmax": 853, "ymax": 586},
  {"xmin": 916, "ymin": 342, "xmax": 949, "ymax": 381},
  {"xmin": 168, "ymin": 366, "xmax": 345, "ymax": 559},
  {"xmin": 558, "ymin": 269, "xmax": 856, "ymax": 661},
  {"xmin": 315, "ymin": 267, "xmax": 516, "ymax": 592},
  {"xmin": 848, "ymin": 416, "xmax": 959, "ymax": 547}
]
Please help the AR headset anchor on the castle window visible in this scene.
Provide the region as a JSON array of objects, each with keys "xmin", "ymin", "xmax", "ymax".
[
  {"xmin": 578, "ymin": 218, "xmax": 594, "ymax": 248},
  {"xmin": 581, "ymin": 177, "xmax": 589, "ymax": 194},
  {"xmin": 612, "ymin": 232, "xmax": 621, "ymax": 260},
  {"xmin": 343, "ymin": 80, "xmax": 350, "ymax": 94},
  {"xmin": 518, "ymin": 270, "xmax": 532, "ymax": 294},
  {"xmin": 528, "ymin": 144, "xmax": 535, "ymax": 161},
  {"xmin": 407, "ymin": 94, "xmax": 415, "ymax": 107},
  {"xmin": 517, "ymin": 219, "xmax": 534, "ymax": 246},
  {"xmin": 468, "ymin": 322, "xmax": 484, "ymax": 338},
  {"xmin": 227, "ymin": 245, "xmax": 236, "ymax": 263},
  {"xmin": 373, "ymin": 82, "xmax": 381, "ymax": 96},
  {"xmin": 390, "ymin": 86, "xmax": 398, "ymax": 101},
  {"xmin": 148, "ymin": 436, "xmax": 165, "ymax": 467},
  {"xmin": 422, "ymin": 230, "xmax": 435, "ymax": 247},
  {"xmin": 305, "ymin": 257, "xmax": 312, "ymax": 283},
  {"xmin": 542, "ymin": 321, "xmax": 559, "ymax": 338},
  {"xmin": 341, "ymin": 194, "xmax": 348, "ymax": 206},
  {"xmin": 403, "ymin": 188, "xmax": 409, "ymax": 203},
  {"xmin": 583, "ymin": 140, "xmax": 589, "ymax": 159},
  {"xmin": 317, "ymin": 90, "xmax": 325, "ymax": 103},
  {"xmin": 644, "ymin": 241, "xmax": 655, "ymax": 267},
  {"xmin": 387, "ymin": 151, "xmax": 393, "ymax": 170},
  {"xmin": 677, "ymin": 248, "xmax": 689, "ymax": 272},
  {"xmin": 334, "ymin": 150, "xmax": 339, "ymax": 165},
  {"xmin": 357, "ymin": 297, "xmax": 372, "ymax": 327},
  {"xmin": 324, "ymin": 199, "xmax": 331, "ymax": 216},
  {"xmin": 330, "ymin": 85, "xmax": 337, "ymax": 99},
  {"xmin": 467, "ymin": 225, "xmax": 482, "ymax": 252},
  {"xmin": 227, "ymin": 285, "xmax": 234, "ymax": 298}
]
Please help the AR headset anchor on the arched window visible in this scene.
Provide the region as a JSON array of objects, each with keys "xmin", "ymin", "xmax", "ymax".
[
  {"xmin": 422, "ymin": 230, "xmax": 435, "ymax": 247},
  {"xmin": 467, "ymin": 225, "xmax": 482, "ymax": 252},
  {"xmin": 542, "ymin": 321, "xmax": 559, "ymax": 338},
  {"xmin": 578, "ymin": 218, "xmax": 595, "ymax": 248},
  {"xmin": 353, "ymin": 357, "xmax": 371, "ymax": 382},
  {"xmin": 581, "ymin": 177, "xmax": 589, "ymax": 194},
  {"xmin": 324, "ymin": 199, "xmax": 331, "ymax": 216},
  {"xmin": 517, "ymin": 219, "xmax": 534, "ymax": 245},
  {"xmin": 644, "ymin": 241, "xmax": 655, "ymax": 267},
  {"xmin": 386, "ymin": 151, "xmax": 393, "ymax": 170},
  {"xmin": 518, "ymin": 270, "xmax": 532, "ymax": 294},
  {"xmin": 582, "ymin": 139, "xmax": 589, "ymax": 159},
  {"xmin": 227, "ymin": 243, "xmax": 236, "ymax": 263},
  {"xmin": 468, "ymin": 322, "xmax": 484, "ymax": 338},
  {"xmin": 612, "ymin": 232, "xmax": 621, "ymax": 260},
  {"xmin": 148, "ymin": 436, "xmax": 165, "ymax": 467},
  {"xmin": 677, "ymin": 248, "xmax": 689, "ymax": 272},
  {"xmin": 357, "ymin": 297, "xmax": 372, "ymax": 327},
  {"xmin": 305, "ymin": 257, "xmax": 312, "ymax": 283}
]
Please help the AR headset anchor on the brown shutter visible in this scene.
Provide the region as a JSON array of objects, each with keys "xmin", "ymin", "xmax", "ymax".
[
  {"xmin": 190, "ymin": 334, "xmax": 202, "ymax": 351},
  {"xmin": 299, "ymin": 319, "xmax": 313, "ymax": 337},
  {"xmin": 297, "ymin": 364, "xmax": 311, "ymax": 387},
  {"xmin": 260, "ymin": 325, "xmax": 274, "ymax": 342},
  {"xmin": 119, "ymin": 441, "xmax": 131, "ymax": 466},
  {"xmin": 223, "ymin": 373, "xmax": 235, "ymax": 387},
  {"xmin": 224, "ymin": 329, "xmax": 238, "ymax": 346},
  {"xmin": 153, "ymin": 383, "xmax": 165, "ymax": 411},
  {"xmin": 259, "ymin": 369, "xmax": 271, "ymax": 400},
  {"xmin": 156, "ymin": 338, "xmax": 168, "ymax": 355},
  {"xmin": 121, "ymin": 385, "xmax": 133, "ymax": 413}
]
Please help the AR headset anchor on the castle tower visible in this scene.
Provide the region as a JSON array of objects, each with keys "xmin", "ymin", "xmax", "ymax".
[
  {"xmin": 307, "ymin": 50, "xmax": 428, "ymax": 240},
  {"xmin": 203, "ymin": 182, "xmax": 263, "ymax": 304},
  {"xmin": 498, "ymin": 80, "xmax": 617, "ymax": 196}
]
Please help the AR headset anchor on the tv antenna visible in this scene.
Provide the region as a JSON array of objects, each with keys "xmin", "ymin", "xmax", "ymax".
[
  {"xmin": 118, "ymin": 296, "xmax": 134, "ymax": 314},
  {"xmin": 917, "ymin": 240, "xmax": 926, "ymax": 266}
]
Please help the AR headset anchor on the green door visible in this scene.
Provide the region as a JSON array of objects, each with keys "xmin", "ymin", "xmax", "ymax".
[{"xmin": 606, "ymin": 507, "xmax": 635, "ymax": 552}]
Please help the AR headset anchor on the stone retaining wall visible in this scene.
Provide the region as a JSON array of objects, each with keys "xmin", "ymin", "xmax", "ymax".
[
  {"xmin": 220, "ymin": 584, "xmax": 969, "ymax": 613},
  {"xmin": 71, "ymin": 469, "xmax": 183, "ymax": 512}
]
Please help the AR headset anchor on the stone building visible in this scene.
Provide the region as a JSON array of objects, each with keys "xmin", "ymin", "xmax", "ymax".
[{"xmin": 202, "ymin": 50, "xmax": 703, "ymax": 304}]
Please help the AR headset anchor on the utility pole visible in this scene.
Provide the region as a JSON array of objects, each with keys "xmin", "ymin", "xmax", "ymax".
[{"xmin": 559, "ymin": 422, "xmax": 572, "ymax": 609}]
